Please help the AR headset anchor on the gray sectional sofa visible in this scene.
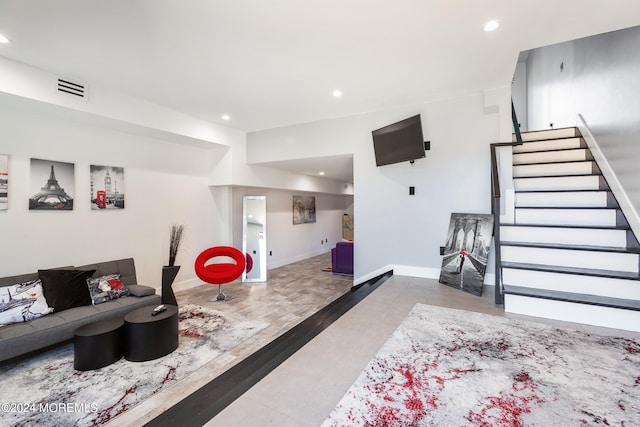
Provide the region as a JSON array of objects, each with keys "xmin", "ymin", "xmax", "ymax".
[{"xmin": 0, "ymin": 258, "xmax": 161, "ymax": 363}]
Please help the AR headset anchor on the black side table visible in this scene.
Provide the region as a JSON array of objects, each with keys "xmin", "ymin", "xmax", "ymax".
[
  {"xmin": 74, "ymin": 318, "xmax": 124, "ymax": 371},
  {"xmin": 124, "ymin": 304, "xmax": 179, "ymax": 362}
]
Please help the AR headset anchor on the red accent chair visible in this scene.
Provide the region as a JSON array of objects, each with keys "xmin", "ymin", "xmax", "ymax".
[{"xmin": 194, "ymin": 246, "xmax": 245, "ymax": 301}]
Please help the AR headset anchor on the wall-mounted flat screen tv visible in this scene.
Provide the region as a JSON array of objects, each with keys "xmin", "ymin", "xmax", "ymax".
[{"xmin": 371, "ymin": 114, "xmax": 425, "ymax": 167}]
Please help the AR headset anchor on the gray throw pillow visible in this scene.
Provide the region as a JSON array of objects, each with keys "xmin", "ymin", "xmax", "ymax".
[{"xmin": 126, "ymin": 285, "xmax": 156, "ymax": 297}]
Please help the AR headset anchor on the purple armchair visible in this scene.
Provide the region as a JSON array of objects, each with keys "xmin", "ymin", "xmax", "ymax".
[{"xmin": 331, "ymin": 241, "xmax": 354, "ymax": 274}]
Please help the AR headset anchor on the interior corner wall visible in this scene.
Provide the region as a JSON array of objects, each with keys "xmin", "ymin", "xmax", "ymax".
[
  {"xmin": 0, "ymin": 105, "xmax": 227, "ymax": 291},
  {"xmin": 525, "ymin": 25, "xmax": 640, "ymax": 221},
  {"xmin": 231, "ymin": 186, "xmax": 350, "ymax": 269},
  {"xmin": 247, "ymin": 92, "xmax": 501, "ymax": 282}
]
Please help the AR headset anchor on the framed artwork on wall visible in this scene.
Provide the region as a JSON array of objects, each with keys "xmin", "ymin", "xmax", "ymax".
[
  {"xmin": 439, "ymin": 212, "xmax": 494, "ymax": 296},
  {"xmin": 0, "ymin": 154, "xmax": 7, "ymax": 211},
  {"xmin": 90, "ymin": 165, "xmax": 125, "ymax": 210},
  {"xmin": 29, "ymin": 158, "xmax": 74, "ymax": 211},
  {"xmin": 293, "ymin": 195, "xmax": 316, "ymax": 224}
]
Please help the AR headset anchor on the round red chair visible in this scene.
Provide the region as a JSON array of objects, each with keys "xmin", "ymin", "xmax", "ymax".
[{"xmin": 194, "ymin": 246, "xmax": 246, "ymax": 301}]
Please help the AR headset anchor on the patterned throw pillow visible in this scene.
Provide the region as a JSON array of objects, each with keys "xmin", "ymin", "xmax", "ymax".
[
  {"xmin": 0, "ymin": 279, "xmax": 53, "ymax": 326},
  {"xmin": 86, "ymin": 274, "xmax": 130, "ymax": 305}
]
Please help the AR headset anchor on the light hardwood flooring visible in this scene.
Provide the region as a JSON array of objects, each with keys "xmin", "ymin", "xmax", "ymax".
[{"xmin": 110, "ymin": 252, "xmax": 353, "ymax": 426}]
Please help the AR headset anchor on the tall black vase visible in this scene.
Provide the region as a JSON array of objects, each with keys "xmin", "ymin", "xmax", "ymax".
[{"xmin": 161, "ymin": 265, "xmax": 180, "ymax": 306}]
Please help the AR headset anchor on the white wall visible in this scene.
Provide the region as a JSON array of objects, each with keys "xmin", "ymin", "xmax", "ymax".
[
  {"xmin": 525, "ymin": 25, "xmax": 640, "ymax": 223},
  {"xmin": 231, "ymin": 187, "xmax": 349, "ymax": 269},
  {"xmin": 247, "ymin": 92, "xmax": 502, "ymax": 283},
  {"xmin": 512, "ymin": 60, "xmax": 528, "ymax": 131},
  {"xmin": 0, "ymin": 105, "xmax": 227, "ymax": 291},
  {"xmin": 0, "ymin": 54, "xmax": 505, "ymax": 290}
]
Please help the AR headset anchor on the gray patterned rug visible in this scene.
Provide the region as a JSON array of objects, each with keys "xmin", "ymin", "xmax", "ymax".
[
  {"xmin": 323, "ymin": 304, "xmax": 640, "ymax": 426},
  {"xmin": 0, "ymin": 304, "xmax": 268, "ymax": 426}
]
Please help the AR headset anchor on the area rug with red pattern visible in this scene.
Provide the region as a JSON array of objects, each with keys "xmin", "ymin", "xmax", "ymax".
[
  {"xmin": 0, "ymin": 304, "xmax": 268, "ymax": 427},
  {"xmin": 322, "ymin": 304, "xmax": 640, "ymax": 426}
]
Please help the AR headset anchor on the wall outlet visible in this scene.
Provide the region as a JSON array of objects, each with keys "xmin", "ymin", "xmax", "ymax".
[{"xmin": 439, "ymin": 246, "xmax": 445, "ymax": 256}]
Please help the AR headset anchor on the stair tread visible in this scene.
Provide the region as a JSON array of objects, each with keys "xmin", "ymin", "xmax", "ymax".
[
  {"xmin": 513, "ymin": 159, "xmax": 594, "ymax": 166},
  {"xmin": 501, "ymin": 223, "xmax": 629, "ymax": 230},
  {"xmin": 515, "ymin": 189, "xmax": 610, "ymax": 193},
  {"xmin": 514, "ymin": 173, "xmax": 601, "ymax": 179},
  {"xmin": 514, "ymin": 206, "xmax": 616, "ymax": 210},
  {"xmin": 500, "ymin": 241, "xmax": 640, "ymax": 254},
  {"xmin": 513, "ymin": 131, "xmax": 580, "ymax": 142},
  {"xmin": 501, "ymin": 261, "xmax": 640, "ymax": 280},
  {"xmin": 503, "ymin": 285, "xmax": 640, "ymax": 311},
  {"xmin": 514, "ymin": 147, "xmax": 587, "ymax": 155}
]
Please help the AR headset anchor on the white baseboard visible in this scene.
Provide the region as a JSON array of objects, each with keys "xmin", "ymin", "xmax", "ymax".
[
  {"xmin": 355, "ymin": 265, "xmax": 496, "ymax": 295},
  {"xmin": 268, "ymin": 248, "xmax": 332, "ymax": 270},
  {"xmin": 393, "ymin": 265, "xmax": 440, "ymax": 279},
  {"xmin": 172, "ymin": 278, "xmax": 205, "ymax": 293}
]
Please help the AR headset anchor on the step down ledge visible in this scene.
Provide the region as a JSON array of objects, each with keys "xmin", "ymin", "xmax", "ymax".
[
  {"xmin": 501, "ymin": 261, "xmax": 640, "ymax": 281},
  {"xmin": 503, "ymin": 285, "xmax": 640, "ymax": 311}
]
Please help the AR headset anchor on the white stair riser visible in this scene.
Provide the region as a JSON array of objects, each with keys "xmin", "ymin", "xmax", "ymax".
[
  {"xmin": 501, "ymin": 246, "xmax": 638, "ymax": 272},
  {"xmin": 514, "ymin": 175, "xmax": 600, "ymax": 191},
  {"xmin": 504, "ymin": 295, "xmax": 640, "ymax": 332},
  {"xmin": 501, "ymin": 226, "xmax": 627, "ymax": 247},
  {"xmin": 515, "ymin": 208, "xmax": 617, "ymax": 227},
  {"xmin": 513, "ymin": 137, "xmax": 583, "ymax": 153},
  {"xmin": 503, "ymin": 268, "xmax": 640, "ymax": 300},
  {"xmin": 513, "ymin": 161, "xmax": 593, "ymax": 178},
  {"xmin": 513, "ymin": 149, "xmax": 588, "ymax": 165},
  {"xmin": 515, "ymin": 128, "xmax": 578, "ymax": 142},
  {"xmin": 515, "ymin": 191, "xmax": 609, "ymax": 207}
]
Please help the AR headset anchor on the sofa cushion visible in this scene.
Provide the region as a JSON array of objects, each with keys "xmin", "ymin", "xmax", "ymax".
[
  {"xmin": 87, "ymin": 274, "xmax": 130, "ymax": 305},
  {"xmin": 0, "ymin": 279, "xmax": 53, "ymax": 326},
  {"xmin": 39, "ymin": 269, "xmax": 96, "ymax": 312},
  {"xmin": 0, "ymin": 321, "xmax": 36, "ymax": 339},
  {"xmin": 126, "ymin": 284, "xmax": 156, "ymax": 297}
]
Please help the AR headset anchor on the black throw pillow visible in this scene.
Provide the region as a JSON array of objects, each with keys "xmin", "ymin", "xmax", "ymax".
[{"xmin": 38, "ymin": 269, "xmax": 96, "ymax": 312}]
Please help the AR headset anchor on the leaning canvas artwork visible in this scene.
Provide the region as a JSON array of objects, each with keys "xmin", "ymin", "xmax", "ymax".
[
  {"xmin": 90, "ymin": 165, "xmax": 125, "ymax": 210},
  {"xmin": 0, "ymin": 154, "xmax": 7, "ymax": 211},
  {"xmin": 293, "ymin": 195, "xmax": 316, "ymax": 224},
  {"xmin": 29, "ymin": 158, "xmax": 74, "ymax": 211},
  {"xmin": 439, "ymin": 212, "xmax": 494, "ymax": 296}
]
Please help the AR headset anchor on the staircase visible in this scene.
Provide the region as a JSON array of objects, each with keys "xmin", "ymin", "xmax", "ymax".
[{"xmin": 500, "ymin": 127, "xmax": 640, "ymax": 332}]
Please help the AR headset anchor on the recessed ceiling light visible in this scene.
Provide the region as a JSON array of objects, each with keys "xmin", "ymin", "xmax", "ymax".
[
  {"xmin": 332, "ymin": 90, "xmax": 342, "ymax": 98},
  {"xmin": 483, "ymin": 20, "xmax": 500, "ymax": 32},
  {"xmin": 221, "ymin": 114, "xmax": 230, "ymax": 120},
  {"xmin": 0, "ymin": 34, "xmax": 10, "ymax": 44},
  {"xmin": 319, "ymin": 171, "xmax": 325, "ymax": 176}
]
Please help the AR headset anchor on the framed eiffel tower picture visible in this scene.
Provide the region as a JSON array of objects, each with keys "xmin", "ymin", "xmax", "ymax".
[{"xmin": 29, "ymin": 158, "xmax": 74, "ymax": 210}]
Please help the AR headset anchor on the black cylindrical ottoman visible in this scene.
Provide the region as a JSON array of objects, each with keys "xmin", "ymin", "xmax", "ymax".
[
  {"xmin": 124, "ymin": 305, "xmax": 179, "ymax": 362},
  {"xmin": 74, "ymin": 318, "xmax": 124, "ymax": 371}
]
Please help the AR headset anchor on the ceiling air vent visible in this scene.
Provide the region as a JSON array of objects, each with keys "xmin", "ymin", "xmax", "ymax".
[{"xmin": 57, "ymin": 78, "xmax": 88, "ymax": 100}]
